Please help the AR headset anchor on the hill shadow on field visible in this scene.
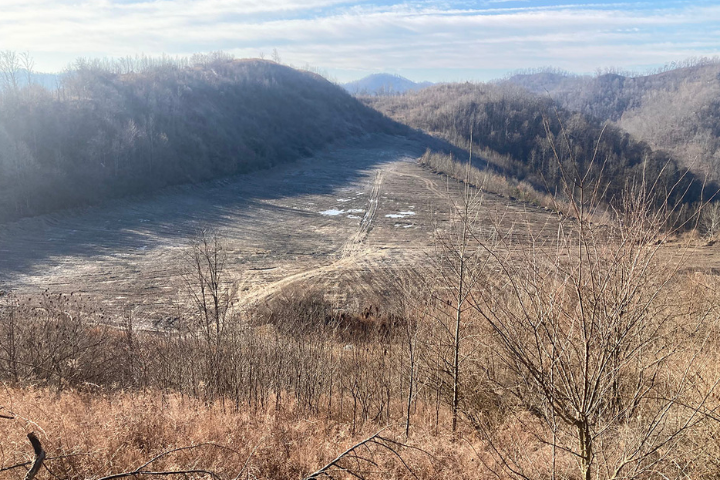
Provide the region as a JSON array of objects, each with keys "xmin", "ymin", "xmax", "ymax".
[{"xmin": 0, "ymin": 133, "xmax": 450, "ymax": 283}]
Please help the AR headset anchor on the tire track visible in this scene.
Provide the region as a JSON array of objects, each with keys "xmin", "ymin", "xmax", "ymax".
[
  {"xmin": 341, "ymin": 166, "xmax": 387, "ymax": 258},
  {"xmin": 237, "ymin": 256, "xmax": 357, "ymax": 306},
  {"xmin": 389, "ymin": 168, "xmax": 445, "ymax": 199},
  {"xmin": 240, "ymin": 163, "xmax": 392, "ymax": 306}
]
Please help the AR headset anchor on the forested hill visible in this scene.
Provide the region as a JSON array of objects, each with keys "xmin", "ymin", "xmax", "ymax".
[
  {"xmin": 365, "ymin": 82, "xmax": 713, "ymax": 208},
  {"xmin": 0, "ymin": 58, "xmax": 402, "ymax": 223},
  {"xmin": 504, "ymin": 61, "xmax": 720, "ymax": 178}
]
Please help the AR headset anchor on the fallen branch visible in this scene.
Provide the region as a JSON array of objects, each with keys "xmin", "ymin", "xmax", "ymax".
[
  {"xmin": 304, "ymin": 428, "xmax": 419, "ymax": 480},
  {"xmin": 97, "ymin": 469, "xmax": 221, "ymax": 480},
  {"xmin": 0, "ymin": 404, "xmax": 14, "ymax": 420},
  {"xmin": 96, "ymin": 443, "xmax": 227, "ymax": 480},
  {"xmin": 0, "ymin": 453, "xmax": 88, "ymax": 475}
]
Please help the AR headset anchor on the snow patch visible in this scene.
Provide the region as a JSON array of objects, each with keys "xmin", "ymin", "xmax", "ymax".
[
  {"xmin": 320, "ymin": 209, "xmax": 344, "ymax": 216},
  {"xmin": 386, "ymin": 211, "xmax": 415, "ymax": 219}
]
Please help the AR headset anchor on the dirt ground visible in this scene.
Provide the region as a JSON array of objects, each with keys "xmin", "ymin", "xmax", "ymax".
[{"xmin": 1, "ymin": 134, "xmax": 716, "ymax": 325}]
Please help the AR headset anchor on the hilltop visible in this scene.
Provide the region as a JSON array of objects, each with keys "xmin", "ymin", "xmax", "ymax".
[{"xmin": 342, "ymin": 73, "xmax": 433, "ymax": 96}]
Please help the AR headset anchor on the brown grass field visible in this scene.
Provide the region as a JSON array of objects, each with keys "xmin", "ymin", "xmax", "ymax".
[{"xmin": 1, "ymin": 387, "xmax": 489, "ymax": 480}]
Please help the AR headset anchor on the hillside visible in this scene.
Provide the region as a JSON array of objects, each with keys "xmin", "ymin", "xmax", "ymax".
[
  {"xmin": 6, "ymin": 60, "xmax": 720, "ymax": 480},
  {"xmin": 343, "ymin": 73, "xmax": 433, "ymax": 96},
  {"xmin": 505, "ymin": 61, "xmax": 720, "ymax": 177},
  {"xmin": 0, "ymin": 58, "xmax": 403, "ymax": 223},
  {"xmin": 365, "ymin": 82, "xmax": 712, "ymax": 210}
]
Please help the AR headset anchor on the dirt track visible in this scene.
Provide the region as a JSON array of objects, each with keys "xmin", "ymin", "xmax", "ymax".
[{"xmin": 0, "ymin": 135, "xmax": 577, "ymax": 323}]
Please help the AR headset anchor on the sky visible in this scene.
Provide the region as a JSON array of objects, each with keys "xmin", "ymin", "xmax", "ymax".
[{"xmin": 1, "ymin": 0, "xmax": 720, "ymax": 83}]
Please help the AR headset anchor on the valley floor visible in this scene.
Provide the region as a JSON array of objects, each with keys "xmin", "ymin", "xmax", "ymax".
[{"xmin": 0, "ymin": 135, "xmax": 558, "ymax": 323}]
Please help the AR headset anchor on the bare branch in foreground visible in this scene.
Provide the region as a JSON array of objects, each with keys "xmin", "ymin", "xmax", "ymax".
[
  {"xmin": 96, "ymin": 443, "xmax": 229, "ymax": 480},
  {"xmin": 304, "ymin": 429, "xmax": 420, "ymax": 480}
]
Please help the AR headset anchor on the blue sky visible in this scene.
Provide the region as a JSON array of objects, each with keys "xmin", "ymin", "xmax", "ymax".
[{"xmin": 2, "ymin": 0, "xmax": 719, "ymax": 82}]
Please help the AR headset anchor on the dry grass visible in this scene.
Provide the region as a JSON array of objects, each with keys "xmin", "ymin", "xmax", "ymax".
[
  {"xmin": 0, "ymin": 387, "xmax": 483, "ymax": 480},
  {"xmin": 418, "ymin": 149, "xmax": 564, "ymax": 213}
]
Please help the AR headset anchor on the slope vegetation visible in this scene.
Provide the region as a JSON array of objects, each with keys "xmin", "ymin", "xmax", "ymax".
[
  {"xmin": 505, "ymin": 61, "xmax": 720, "ymax": 177},
  {"xmin": 365, "ymin": 82, "xmax": 711, "ymax": 209},
  {"xmin": 0, "ymin": 58, "xmax": 403, "ymax": 223}
]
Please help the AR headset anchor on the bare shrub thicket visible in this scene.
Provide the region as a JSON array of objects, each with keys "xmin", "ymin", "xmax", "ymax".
[
  {"xmin": 0, "ymin": 292, "xmax": 124, "ymax": 390},
  {"xmin": 461, "ymin": 129, "xmax": 720, "ymax": 479}
]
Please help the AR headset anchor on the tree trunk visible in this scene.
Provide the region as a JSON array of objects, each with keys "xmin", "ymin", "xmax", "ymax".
[{"xmin": 578, "ymin": 420, "xmax": 592, "ymax": 480}]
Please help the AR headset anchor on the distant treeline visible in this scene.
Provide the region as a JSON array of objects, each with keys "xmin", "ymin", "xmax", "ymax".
[
  {"xmin": 365, "ymin": 82, "xmax": 715, "ymax": 210},
  {"xmin": 0, "ymin": 54, "xmax": 402, "ymax": 223}
]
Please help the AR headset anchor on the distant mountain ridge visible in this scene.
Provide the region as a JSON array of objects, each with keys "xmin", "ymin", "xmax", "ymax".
[
  {"xmin": 343, "ymin": 73, "xmax": 433, "ymax": 96},
  {"xmin": 0, "ymin": 69, "xmax": 62, "ymax": 90}
]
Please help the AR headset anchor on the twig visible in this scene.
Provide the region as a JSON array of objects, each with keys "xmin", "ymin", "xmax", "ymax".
[
  {"xmin": 97, "ymin": 469, "xmax": 221, "ymax": 480},
  {"xmin": 96, "ymin": 443, "xmax": 228, "ymax": 480},
  {"xmin": 304, "ymin": 428, "xmax": 420, "ymax": 480}
]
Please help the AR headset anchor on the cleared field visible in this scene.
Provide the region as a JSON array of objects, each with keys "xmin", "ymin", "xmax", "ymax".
[{"xmin": 8, "ymin": 134, "xmax": 710, "ymax": 325}]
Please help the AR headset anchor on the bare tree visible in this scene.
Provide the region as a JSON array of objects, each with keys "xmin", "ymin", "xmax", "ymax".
[
  {"xmin": 0, "ymin": 50, "xmax": 21, "ymax": 91},
  {"xmin": 429, "ymin": 134, "xmax": 493, "ymax": 434},
  {"xmin": 271, "ymin": 49, "xmax": 282, "ymax": 64},
  {"xmin": 183, "ymin": 228, "xmax": 239, "ymax": 400},
  {"xmin": 184, "ymin": 228, "xmax": 237, "ymax": 347},
  {"xmin": 469, "ymin": 121, "xmax": 720, "ymax": 479},
  {"xmin": 394, "ymin": 277, "xmax": 428, "ymax": 439},
  {"xmin": 700, "ymin": 201, "xmax": 720, "ymax": 238},
  {"xmin": 19, "ymin": 52, "xmax": 34, "ymax": 87}
]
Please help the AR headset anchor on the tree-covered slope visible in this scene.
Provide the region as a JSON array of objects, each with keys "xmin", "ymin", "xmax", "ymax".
[
  {"xmin": 366, "ymin": 81, "xmax": 712, "ymax": 208},
  {"xmin": 0, "ymin": 58, "xmax": 403, "ymax": 222},
  {"xmin": 505, "ymin": 61, "xmax": 720, "ymax": 177}
]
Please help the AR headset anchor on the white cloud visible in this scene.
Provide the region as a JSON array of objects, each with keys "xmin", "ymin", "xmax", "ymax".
[{"xmin": 1, "ymin": 0, "xmax": 719, "ymax": 79}]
